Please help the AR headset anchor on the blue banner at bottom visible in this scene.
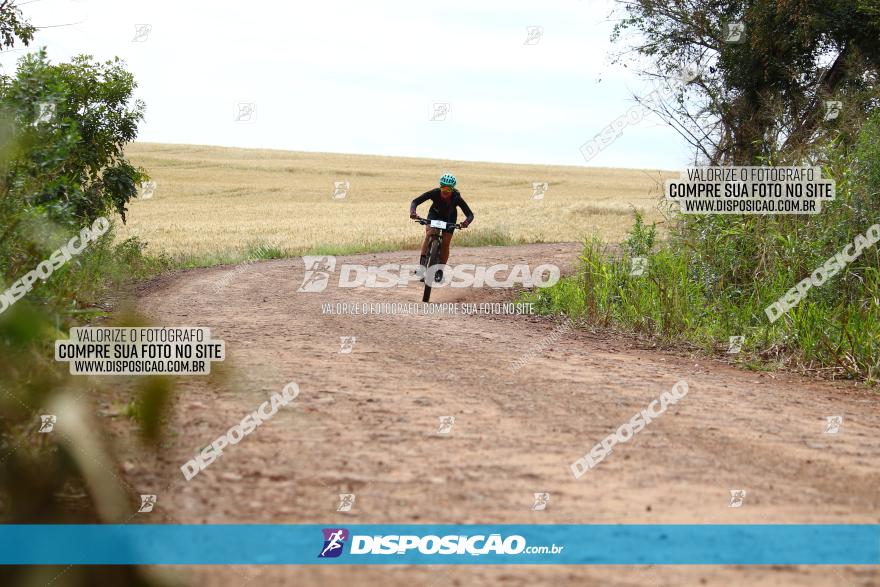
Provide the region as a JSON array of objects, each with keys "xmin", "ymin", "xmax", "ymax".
[{"xmin": 0, "ymin": 525, "xmax": 877, "ymax": 565}]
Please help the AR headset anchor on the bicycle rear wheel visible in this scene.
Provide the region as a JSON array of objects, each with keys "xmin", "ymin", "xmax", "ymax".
[{"xmin": 422, "ymin": 237, "xmax": 441, "ymax": 302}]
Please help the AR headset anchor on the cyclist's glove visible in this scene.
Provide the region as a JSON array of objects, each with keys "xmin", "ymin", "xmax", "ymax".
[{"xmin": 461, "ymin": 218, "xmax": 472, "ymax": 228}]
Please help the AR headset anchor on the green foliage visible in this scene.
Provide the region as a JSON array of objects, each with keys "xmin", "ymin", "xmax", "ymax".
[
  {"xmin": 558, "ymin": 1, "xmax": 880, "ymax": 381},
  {"xmin": 247, "ymin": 242, "xmax": 287, "ymax": 260},
  {"xmin": 0, "ymin": 2, "xmax": 35, "ymax": 51},
  {"xmin": 621, "ymin": 210, "xmax": 656, "ymax": 258},
  {"xmin": 124, "ymin": 377, "xmax": 174, "ymax": 444},
  {"xmin": 0, "ymin": 37, "xmax": 173, "ymax": 587},
  {"xmin": 0, "ymin": 50, "xmax": 147, "ymax": 229},
  {"xmin": 0, "ymin": 48, "xmax": 160, "ymax": 310},
  {"xmin": 532, "ymin": 114, "xmax": 880, "ymax": 381}
]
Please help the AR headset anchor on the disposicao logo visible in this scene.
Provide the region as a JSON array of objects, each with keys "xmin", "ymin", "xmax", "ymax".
[
  {"xmin": 297, "ymin": 255, "xmax": 559, "ymax": 292},
  {"xmin": 316, "ymin": 529, "xmax": 562, "ymax": 558},
  {"xmin": 318, "ymin": 528, "xmax": 349, "ymax": 558}
]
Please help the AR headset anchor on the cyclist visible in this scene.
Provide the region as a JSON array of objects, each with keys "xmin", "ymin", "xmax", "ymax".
[{"xmin": 409, "ymin": 173, "xmax": 475, "ymax": 282}]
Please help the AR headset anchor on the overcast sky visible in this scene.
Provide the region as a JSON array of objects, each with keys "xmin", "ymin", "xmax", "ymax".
[{"xmin": 2, "ymin": 0, "xmax": 693, "ymax": 169}]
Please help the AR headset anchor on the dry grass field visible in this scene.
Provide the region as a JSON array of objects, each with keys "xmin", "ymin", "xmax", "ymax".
[{"xmin": 119, "ymin": 143, "xmax": 676, "ymax": 266}]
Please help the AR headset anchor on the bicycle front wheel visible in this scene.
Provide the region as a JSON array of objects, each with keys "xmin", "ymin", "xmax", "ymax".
[{"xmin": 422, "ymin": 238, "xmax": 441, "ymax": 303}]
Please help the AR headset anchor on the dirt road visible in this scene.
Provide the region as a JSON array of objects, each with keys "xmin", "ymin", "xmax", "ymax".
[{"xmin": 115, "ymin": 243, "xmax": 879, "ymax": 587}]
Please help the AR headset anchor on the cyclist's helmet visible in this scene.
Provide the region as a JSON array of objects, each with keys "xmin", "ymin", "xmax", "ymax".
[{"xmin": 439, "ymin": 173, "xmax": 457, "ymax": 188}]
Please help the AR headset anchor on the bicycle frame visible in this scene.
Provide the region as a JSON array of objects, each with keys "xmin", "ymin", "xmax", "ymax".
[{"xmin": 414, "ymin": 217, "xmax": 461, "ymax": 302}]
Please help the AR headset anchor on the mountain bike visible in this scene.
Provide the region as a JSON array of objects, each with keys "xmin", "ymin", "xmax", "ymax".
[{"xmin": 414, "ymin": 217, "xmax": 462, "ymax": 302}]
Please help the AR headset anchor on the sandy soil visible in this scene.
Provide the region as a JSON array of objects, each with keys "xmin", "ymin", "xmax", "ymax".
[{"xmin": 112, "ymin": 243, "xmax": 879, "ymax": 587}]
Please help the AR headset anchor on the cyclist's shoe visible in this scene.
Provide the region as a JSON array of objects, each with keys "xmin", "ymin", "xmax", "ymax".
[{"xmin": 434, "ymin": 269, "xmax": 444, "ymax": 283}]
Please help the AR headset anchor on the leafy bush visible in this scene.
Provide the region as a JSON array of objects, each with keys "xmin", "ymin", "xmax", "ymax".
[
  {"xmin": 531, "ymin": 114, "xmax": 880, "ymax": 382},
  {"xmin": 0, "ymin": 46, "xmax": 171, "ymax": 586}
]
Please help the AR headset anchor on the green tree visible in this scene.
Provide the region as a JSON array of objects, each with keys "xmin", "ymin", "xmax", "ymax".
[
  {"xmin": 0, "ymin": 0, "xmax": 35, "ymax": 51},
  {"xmin": 0, "ymin": 50, "xmax": 148, "ymax": 282},
  {"xmin": 0, "ymin": 9, "xmax": 173, "ymax": 586},
  {"xmin": 612, "ymin": 0, "xmax": 880, "ymax": 165},
  {"xmin": 1, "ymin": 50, "xmax": 147, "ymax": 227}
]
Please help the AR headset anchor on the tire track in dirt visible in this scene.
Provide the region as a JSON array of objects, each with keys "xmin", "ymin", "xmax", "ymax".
[{"xmin": 114, "ymin": 243, "xmax": 879, "ymax": 587}]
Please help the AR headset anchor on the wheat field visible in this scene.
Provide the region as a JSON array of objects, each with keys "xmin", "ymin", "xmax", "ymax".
[{"xmin": 119, "ymin": 143, "xmax": 676, "ymax": 265}]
